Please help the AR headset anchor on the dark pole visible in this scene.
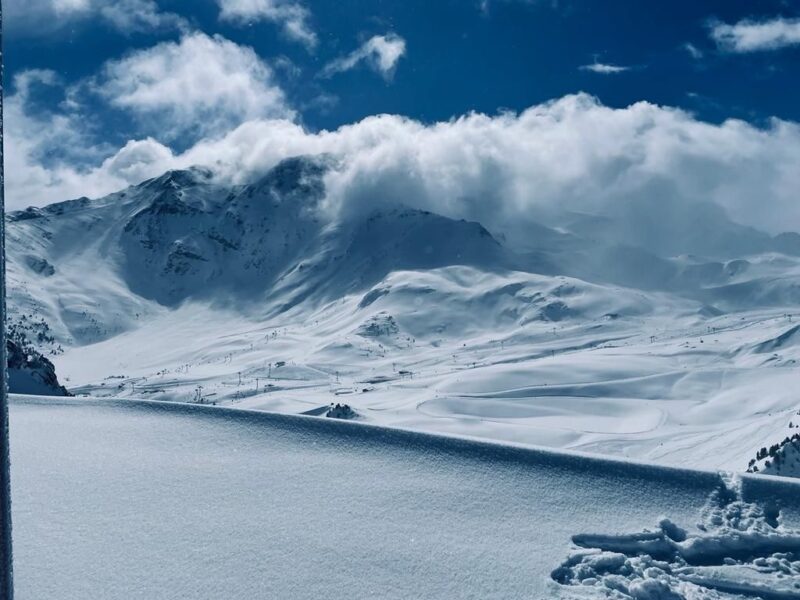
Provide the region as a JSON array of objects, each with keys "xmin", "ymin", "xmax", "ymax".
[{"xmin": 0, "ymin": 0, "xmax": 14, "ymax": 596}]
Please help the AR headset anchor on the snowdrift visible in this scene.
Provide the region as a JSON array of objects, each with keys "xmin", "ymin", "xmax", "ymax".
[{"xmin": 10, "ymin": 395, "xmax": 800, "ymax": 599}]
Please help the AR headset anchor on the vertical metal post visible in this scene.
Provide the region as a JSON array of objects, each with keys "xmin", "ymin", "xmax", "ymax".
[{"xmin": 0, "ymin": 0, "xmax": 13, "ymax": 596}]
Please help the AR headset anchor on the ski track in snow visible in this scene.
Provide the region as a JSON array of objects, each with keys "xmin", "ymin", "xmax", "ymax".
[{"xmin": 9, "ymin": 395, "xmax": 800, "ymax": 599}]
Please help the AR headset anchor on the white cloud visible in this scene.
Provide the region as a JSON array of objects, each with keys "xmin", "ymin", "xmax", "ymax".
[
  {"xmin": 12, "ymin": 69, "xmax": 61, "ymax": 99},
  {"xmin": 217, "ymin": 0, "xmax": 317, "ymax": 49},
  {"xmin": 683, "ymin": 43, "xmax": 703, "ymax": 59},
  {"xmin": 7, "ymin": 69, "xmax": 110, "ymax": 170},
  {"xmin": 93, "ymin": 32, "xmax": 294, "ymax": 140},
  {"xmin": 579, "ymin": 61, "xmax": 630, "ymax": 74},
  {"xmin": 4, "ymin": 34, "xmax": 296, "ymax": 210},
  {"xmin": 322, "ymin": 34, "xmax": 406, "ymax": 80},
  {"xmin": 710, "ymin": 17, "xmax": 800, "ymax": 53},
  {"xmin": 169, "ymin": 95, "xmax": 800, "ymax": 235},
  {"xmin": 101, "ymin": 138, "xmax": 178, "ymax": 183},
  {"xmin": 81, "ymin": 95, "xmax": 800, "ymax": 237},
  {"xmin": 4, "ymin": 30, "xmax": 293, "ymax": 208},
  {"xmin": 9, "ymin": 93, "xmax": 800, "ymax": 239},
  {"xmin": 96, "ymin": 0, "xmax": 190, "ymax": 34},
  {"xmin": 5, "ymin": 0, "xmax": 188, "ymax": 34},
  {"xmin": 4, "ymin": 71, "xmax": 167, "ymax": 209}
]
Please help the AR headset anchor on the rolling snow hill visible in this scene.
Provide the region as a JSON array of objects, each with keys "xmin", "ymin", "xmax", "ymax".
[{"xmin": 6, "ymin": 156, "xmax": 800, "ymax": 476}]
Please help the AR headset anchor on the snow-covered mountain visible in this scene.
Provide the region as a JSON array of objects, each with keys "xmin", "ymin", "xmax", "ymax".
[
  {"xmin": 8, "ymin": 157, "xmax": 510, "ymax": 341},
  {"xmin": 7, "ymin": 155, "xmax": 800, "ymax": 476}
]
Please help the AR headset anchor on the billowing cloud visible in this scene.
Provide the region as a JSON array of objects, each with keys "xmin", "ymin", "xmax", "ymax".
[
  {"xmin": 711, "ymin": 17, "xmax": 800, "ymax": 53},
  {"xmin": 93, "ymin": 32, "xmax": 294, "ymax": 140},
  {"xmin": 322, "ymin": 34, "xmax": 406, "ymax": 80},
  {"xmin": 101, "ymin": 138, "xmax": 177, "ymax": 183},
  {"xmin": 579, "ymin": 61, "xmax": 630, "ymax": 74},
  {"xmin": 10, "ymin": 94, "xmax": 800, "ymax": 240},
  {"xmin": 216, "ymin": 0, "xmax": 317, "ymax": 49},
  {"xmin": 169, "ymin": 95, "xmax": 800, "ymax": 236},
  {"xmin": 6, "ymin": 0, "xmax": 188, "ymax": 34}
]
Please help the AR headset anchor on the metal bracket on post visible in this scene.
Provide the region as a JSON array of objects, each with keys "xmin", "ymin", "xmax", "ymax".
[{"xmin": 0, "ymin": 0, "xmax": 14, "ymax": 596}]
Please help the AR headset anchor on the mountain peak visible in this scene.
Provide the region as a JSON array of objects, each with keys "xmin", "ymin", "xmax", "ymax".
[
  {"xmin": 140, "ymin": 166, "xmax": 215, "ymax": 193},
  {"xmin": 250, "ymin": 155, "xmax": 331, "ymax": 197}
]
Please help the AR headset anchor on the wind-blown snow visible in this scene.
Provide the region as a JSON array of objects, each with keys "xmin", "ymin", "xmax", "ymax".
[{"xmin": 10, "ymin": 396, "xmax": 800, "ymax": 599}]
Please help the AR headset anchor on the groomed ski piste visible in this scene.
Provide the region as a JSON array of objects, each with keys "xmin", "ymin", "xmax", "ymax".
[{"xmin": 10, "ymin": 394, "xmax": 800, "ymax": 599}]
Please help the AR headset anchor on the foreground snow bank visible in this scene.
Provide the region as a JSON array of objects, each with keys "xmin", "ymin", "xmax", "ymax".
[
  {"xmin": 553, "ymin": 473, "xmax": 800, "ymax": 598},
  {"xmin": 9, "ymin": 396, "xmax": 800, "ymax": 599}
]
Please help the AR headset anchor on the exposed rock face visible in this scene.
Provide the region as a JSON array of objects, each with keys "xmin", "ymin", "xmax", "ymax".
[{"xmin": 7, "ymin": 338, "xmax": 70, "ymax": 397}]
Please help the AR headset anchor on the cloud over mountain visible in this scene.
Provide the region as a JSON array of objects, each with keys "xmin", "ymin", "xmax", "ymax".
[
  {"xmin": 171, "ymin": 94, "xmax": 800, "ymax": 237},
  {"xmin": 9, "ymin": 92, "xmax": 800, "ymax": 242}
]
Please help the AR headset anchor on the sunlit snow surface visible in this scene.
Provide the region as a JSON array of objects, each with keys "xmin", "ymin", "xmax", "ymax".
[
  {"xmin": 10, "ymin": 395, "xmax": 800, "ymax": 599},
  {"xmin": 51, "ymin": 290, "xmax": 800, "ymax": 473}
]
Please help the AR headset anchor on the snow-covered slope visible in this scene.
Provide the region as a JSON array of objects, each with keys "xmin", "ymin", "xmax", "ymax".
[
  {"xmin": 10, "ymin": 396, "xmax": 800, "ymax": 600},
  {"xmin": 6, "ymin": 156, "xmax": 800, "ymax": 476},
  {"xmin": 7, "ymin": 157, "xmax": 509, "ymax": 336}
]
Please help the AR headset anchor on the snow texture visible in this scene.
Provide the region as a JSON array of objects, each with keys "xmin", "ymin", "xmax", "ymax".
[
  {"xmin": 553, "ymin": 473, "xmax": 800, "ymax": 598},
  {"xmin": 9, "ymin": 395, "xmax": 800, "ymax": 599}
]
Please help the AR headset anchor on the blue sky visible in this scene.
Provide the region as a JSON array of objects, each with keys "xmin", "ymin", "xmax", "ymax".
[
  {"xmin": 9, "ymin": 0, "xmax": 800, "ymax": 130},
  {"xmin": 4, "ymin": 0, "xmax": 800, "ymax": 232}
]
